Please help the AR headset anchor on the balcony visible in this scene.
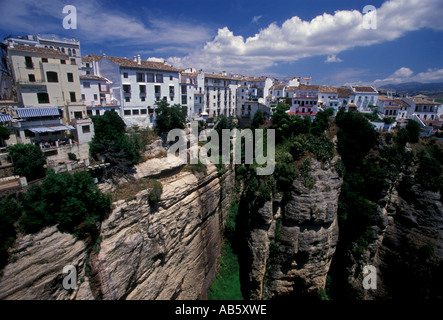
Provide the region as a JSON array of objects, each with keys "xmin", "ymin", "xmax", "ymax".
[{"xmin": 17, "ymin": 79, "xmax": 46, "ymax": 85}]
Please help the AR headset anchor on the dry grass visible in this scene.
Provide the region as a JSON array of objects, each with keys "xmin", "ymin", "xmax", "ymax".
[{"xmin": 111, "ymin": 178, "xmax": 160, "ymax": 202}]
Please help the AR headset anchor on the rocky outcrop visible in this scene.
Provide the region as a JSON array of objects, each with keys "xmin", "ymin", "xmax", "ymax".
[
  {"xmin": 97, "ymin": 164, "xmax": 234, "ymax": 299},
  {"xmin": 246, "ymin": 157, "xmax": 342, "ymax": 299},
  {"xmin": 346, "ymin": 175, "xmax": 443, "ymax": 299},
  {"xmin": 0, "ymin": 226, "xmax": 90, "ymax": 300},
  {"xmin": 0, "ymin": 161, "xmax": 235, "ymax": 300}
]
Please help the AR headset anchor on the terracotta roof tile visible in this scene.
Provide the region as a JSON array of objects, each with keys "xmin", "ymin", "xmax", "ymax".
[
  {"xmin": 337, "ymin": 87, "xmax": 354, "ymax": 98},
  {"xmin": 9, "ymin": 44, "xmax": 68, "ymax": 57},
  {"xmin": 104, "ymin": 56, "xmax": 180, "ymax": 72},
  {"xmin": 351, "ymin": 86, "xmax": 377, "ymax": 93}
]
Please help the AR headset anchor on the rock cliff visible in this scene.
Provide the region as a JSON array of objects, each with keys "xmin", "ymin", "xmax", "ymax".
[
  {"xmin": 245, "ymin": 157, "xmax": 342, "ymax": 299},
  {"xmin": 0, "ymin": 162, "xmax": 235, "ymax": 300}
]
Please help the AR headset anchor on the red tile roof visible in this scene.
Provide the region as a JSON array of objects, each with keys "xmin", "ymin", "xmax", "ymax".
[
  {"xmin": 104, "ymin": 56, "xmax": 180, "ymax": 72},
  {"xmin": 9, "ymin": 44, "xmax": 68, "ymax": 57}
]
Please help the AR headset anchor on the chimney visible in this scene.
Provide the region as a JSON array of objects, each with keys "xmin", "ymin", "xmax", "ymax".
[
  {"xmin": 133, "ymin": 56, "xmax": 137, "ymax": 62},
  {"xmin": 137, "ymin": 54, "xmax": 141, "ymax": 65}
]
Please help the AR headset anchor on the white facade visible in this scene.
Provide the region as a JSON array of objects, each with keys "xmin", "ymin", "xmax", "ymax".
[
  {"xmin": 350, "ymin": 86, "xmax": 378, "ymax": 112},
  {"xmin": 318, "ymin": 86, "xmax": 339, "ymax": 110}
]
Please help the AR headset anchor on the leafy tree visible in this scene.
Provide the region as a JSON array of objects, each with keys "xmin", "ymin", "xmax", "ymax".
[
  {"xmin": 154, "ymin": 100, "xmax": 187, "ymax": 135},
  {"xmin": 0, "ymin": 126, "xmax": 10, "ymax": 140},
  {"xmin": 0, "ymin": 197, "xmax": 21, "ymax": 268},
  {"xmin": 19, "ymin": 170, "xmax": 111, "ymax": 235},
  {"xmin": 251, "ymin": 110, "xmax": 265, "ymax": 129},
  {"xmin": 405, "ymin": 120, "xmax": 421, "ymax": 143},
  {"xmin": 90, "ymin": 110, "xmax": 139, "ymax": 176},
  {"xmin": 8, "ymin": 143, "xmax": 46, "ymax": 181},
  {"xmin": 311, "ymin": 108, "xmax": 334, "ymax": 136}
]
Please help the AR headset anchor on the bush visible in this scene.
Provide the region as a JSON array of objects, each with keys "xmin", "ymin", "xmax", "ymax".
[
  {"xmin": 68, "ymin": 152, "xmax": 77, "ymax": 161},
  {"xmin": 8, "ymin": 143, "xmax": 46, "ymax": 181},
  {"xmin": 0, "ymin": 197, "xmax": 21, "ymax": 268},
  {"xmin": 147, "ymin": 179, "xmax": 163, "ymax": 207},
  {"xmin": 154, "ymin": 100, "xmax": 187, "ymax": 135},
  {"xmin": 19, "ymin": 170, "xmax": 111, "ymax": 235}
]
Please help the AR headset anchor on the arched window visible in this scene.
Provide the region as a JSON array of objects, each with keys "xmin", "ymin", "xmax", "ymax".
[{"xmin": 68, "ymin": 48, "xmax": 72, "ymax": 56}]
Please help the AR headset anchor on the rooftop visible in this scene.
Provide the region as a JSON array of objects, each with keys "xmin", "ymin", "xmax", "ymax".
[
  {"xmin": 413, "ymin": 98, "xmax": 441, "ymax": 105},
  {"xmin": 8, "ymin": 44, "xmax": 68, "ymax": 57},
  {"xmin": 318, "ymin": 85, "xmax": 337, "ymax": 93},
  {"xmin": 80, "ymin": 74, "xmax": 111, "ymax": 83},
  {"xmin": 337, "ymin": 87, "xmax": 354, "ymax": 98},
  {"xmin": 351, "ymin": 86, "xmax": 377, "ymax": 93},
  {"xmin": 104, "ymin": 56, "xmax": 180, "ymax": 72}
]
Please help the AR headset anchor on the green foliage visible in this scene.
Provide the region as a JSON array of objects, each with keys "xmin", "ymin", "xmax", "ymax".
[
  {"xmin": 147, "ymin": 179, "xmax": 163, "ymax": 207},
  {"xmin": 19, "ymin": 170, "xmax": 111, "ymax": 236},
  {"xmin": 383, "ymin": 117, "xmax": 396, "ymax": 124},
  {"xmin": 311, "ymin": 108, "xmax": 334, "ymax": 136},
  {"xmin": 405, "ymin": 120, "xmax": 421, "ymax": 143},
  {"xmin": 89, "ymin": 110, "xmax": 139, "ymax": 176},
  {"xmin": 154, "ymin": 100, "xmax": 187, "ymax": 135},
  {"xmin": 67, "ymin": 152, "xmax": 77, "ymax": 161},
  {"xmin": 300, "ymin": 158, "xmax": 315, "ymax": 189},
  {"xmin": 0, "ymin": 126, "xmax": 10, "ymax": 140},
  {"xmin": 0, "ymin": 197, "xmax": 21, "ymax": 268},
  {"xmin": 251, "ymin": 110, "xmax": 265, "ymax": 129},
  {"xmin": 336, "ymin": 111, "xmax": 377, "ymax": 169},
  {"xmin": 307, "ymin": 134, "xmax": 335, "ymax": 163},
  {"xmin": 8, "ymin": 143, "xmax": 46, "ymax": 181},
  {"xmin": 416, "ymin": 142, "xmax": 443, "ymax": 192}
]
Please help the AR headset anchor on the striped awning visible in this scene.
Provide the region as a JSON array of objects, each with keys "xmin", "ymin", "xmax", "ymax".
[
  {"xmin": 28, "ymin": 125, "xmax": 75, "ymax": 133},
  {"xmin": 0, "ymin": 113, "xmax": 12, "ymax": 122},
  {"xmin": 14, "ymin": 108, "xmax": 60, "ymax": 118}
]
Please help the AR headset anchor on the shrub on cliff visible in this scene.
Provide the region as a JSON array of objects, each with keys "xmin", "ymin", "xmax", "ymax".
[{"xmin": 8, "ymin": 143, "xmax": 46, "ymax": 181}]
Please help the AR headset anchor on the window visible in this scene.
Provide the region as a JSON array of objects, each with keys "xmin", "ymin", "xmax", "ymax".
[
  {"xmin": 25, "ymin": 56, "xmax": 33, "ymax": 69},
  {"xmin": 182, "ymin": 95, "xmax": 187, "ymax": 105},
  {"xmin": 37, "ymin": 92, "xmax": 50, "ymax": 104},
  {"xmin": 146, "ymin": 73, "xmax": 154, "ymax": 82},
  {"xmin": 123, "ymin": 72, "xmax": 128, "ymax": 78},
  {"xmin": 169, "ymin": 76, "xmax": 173, "ymax": 81},
  {"xmin": 74, "ymin": 111, "xmax": 82, "ymax": 119},
  {"xmin": 169, "ymin": 86, "xmax": 174, "ymax": 95},
  {"xmin": 155, "ymin": 85, "xmax": 161, "ymax": 94},
  {"xmin": 67, "ymin": 73, "xmax": 74, "ymax": 82},
  {"xmin": 156, "ymin": 74, "xmax": 163, "ymax": 83},
  {"xmin": 124, "ymin": 110, "xmax": 131, "ymax": 116},
  {"xmin": 72, "ymin": 49, "xmax": 76, "ymax": 56},
  {"xmin": 136, "ymin": 72, "xmax": 145, "ymax": 82},
  {"xmin": 61, "ymin": 59, "xmax": 66, "ymax": 64},
  {"xmin": 42, "ymin": 58, "xmax": 48, "ymax": 63},
  {"xmin": 181, "ymin": 86, "xmax": 187, "ymax": 94},
  {"xmin": 86, "ymin": 71, "xmax": 90, "ymax": 75},
  {"xmin": 141, "ymin": 97, "xmax": 146, "ymax": 102},
  {"xmin": 61, "ymin": 48, "xmax": 65, "ymax": 53},
  {"xmin": 70, "ymin": 58, "xmax": 76, "ymax": 65},
  {"xmin": 141, "ymin": 109, "xmax": 147, "ymax": 115},
  {"xmin": 69, "ymin": 92, "xmax": 76, "ymax": 102},
  {"xmin": 125, "ymin": 97, "xmax": 130, "ymax": 102},
  {"xmin": 139, "ymin": 85, "xmax": 146, "ymax": 94},
  {"xmin": 46, "ymin": 71, "xmax": 58, "ymax": 83},
  {"xmin": 132, "ymin": 109, "xmax": 139, "ymax": 115},
  {"xmin": 123, "ymin": 85, "xmax": 131, "ymax": 94},
  {"xmin": 81, "ymin": 125, "xmax": 90, "ymax": 133},
  {"xmin": 83, "ymin": 82, "xmax": 90, "ymax": 88},
  {"xmin": 94, "ymin": 94, "xmax": 98, "ymax": 100},
  {"xmin": 28, "ymin": 74, "xmax": 36, "ymax": 82},
  {"xmin": 85, "ymin": 63, "xmax": 90, "ymax": 68},
  {"xmin": 81, "ymin": 94, "xmax": 85, "ymax": 101}
]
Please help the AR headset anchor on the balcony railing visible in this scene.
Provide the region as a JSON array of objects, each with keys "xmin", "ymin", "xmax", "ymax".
[{"xmin": 12, "ymin": 118, "xmax": 63, "ymax": 128}]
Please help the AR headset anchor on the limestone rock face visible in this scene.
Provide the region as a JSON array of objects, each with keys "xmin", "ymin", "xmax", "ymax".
[
  {"xmin": 97, "ymin": 164, "xmax": 234, "ymax": 299},
  {"xmin": 0, "ymin": 163, "xmax": 234, "ymax": 300},
  {"xmin": 246, "ymin": 158, "xmax": 342, "ymax": 299},
  {"xmin": 0, "ymin": 226, "xmax": 88, "ymax": 300}
]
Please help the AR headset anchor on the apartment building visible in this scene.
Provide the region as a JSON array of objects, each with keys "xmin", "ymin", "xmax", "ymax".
[
  {"xmin": 97, "ymin": 55, "xmax": 181, "ymax": 127},
  {"xmin": 179, "ymin": 69, "xmax": 205, "ymax": 119},
  {"xmin": 204, "ymin": 73, "xmax": 238, "ymax": 118},
  {"xmin": 336, "ymin": 87, "xmax": 355, "ymax": 110},
  {"xmin": 288, "ymin": 84, "xmax": 319, "ymax": 119},
  {"xmin": 403, "ymin": 97, "xmax": 441, "ymax": 123},
  {"xmin": 318, "ymin": 85, "xmax": 339, "ymax": 110},
  {"xmin": 377, "ymin": 95, "xmax": 402, "ymax": 120},
  {"xmin": 5, "ymin": 34, "xmax": 82, "ymax": 69},
  {"xmin": 350, "ymin": 86, "xmax": 378, "ymax": 111}
]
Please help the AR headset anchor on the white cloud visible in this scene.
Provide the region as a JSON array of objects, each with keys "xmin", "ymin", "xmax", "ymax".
[
  {"xmin": 373, "ymin": 67, "xmax": 443, "ymax": 85},
  {"xmin": 0, "ymin": 0, "xmax": 212, "ymax": 49},
  {"xmin": 251, "ymin": 15, "xmax": 262, "ymax": 24},
  {"xmin": 325, "ymin": 55, "xmax": 343, "ymax": 63},
  {"xmin": 169, "ymin": 0, "xmax": 443, "ymax": 73}
]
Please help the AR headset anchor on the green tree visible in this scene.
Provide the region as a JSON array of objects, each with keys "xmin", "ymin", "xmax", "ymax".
[
  {"xmin": 251, "ymin": 109, "xmax": 265, "ymax": 129},
  {"xmin": 19, "ymin": 170, "xmax": 111, "ymax": 235},
  {"xmin": 90, "ymin": 110, "xmax": 139, "ymax": 176},
  {"xmin": 0, "ymin": 197, "xmax": 21, "ymax": 268},
  {"xmin": 154, "ymin": 100, "xmax": 187, "ymax": 135},
  {"xmin": 0, "ymin": 126, "xmax": 10, "ymax": 140},
  {"xmin": 8, "ymin": 143, "xmax": 46, "ymax": 181},
  {"xmin": 405, "ymin": 120, "xmax": 421, "ymax": 143}
]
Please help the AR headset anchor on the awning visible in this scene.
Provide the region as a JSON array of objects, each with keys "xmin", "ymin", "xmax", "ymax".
[
  {"xmin": 0, "ymin": 113, "xmax": 12, "ymax": 122},
  {"xmin": 28, "ymin": 125, "xmax": 75, "ymax": 133},
  {"xmin": 14, "ymin": 108, "xmax": 60, "ymax": 118}
]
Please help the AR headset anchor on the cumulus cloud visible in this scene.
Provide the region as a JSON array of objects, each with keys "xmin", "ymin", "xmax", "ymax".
[
  {"xmin": 373, "ymin": 67, "xmax": 443, "ymax": 85},
  {"xmin": 168, "ymin": 0, "xmax": 443, "ymax": 72},
  {"xmin": 325, "ymin": 55, "xmax": 343, "ymax": 63}
]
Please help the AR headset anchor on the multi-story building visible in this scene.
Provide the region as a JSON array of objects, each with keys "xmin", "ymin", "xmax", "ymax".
[
  {"xmin": 288, "ymin": 84, "xmax": 319, "ymax": 119},
  {"xmin": 179, "ymin": 69, "xmax": 205, "ymax": 119},
  {"xmin": 377, "ymin": 95, "xmax": 402, "ymax": 120},
  {"xmin": 97, "ymin": 55, "xmax": 181, "ymax": 127},
  {"xmin": 80, "ymin": 74, "xmax": 118, "ymax": 116},
  {"xmin": 403, "ymin": 97, "xmax": 441, "ymax": 123},
  {"xmin": 337, "ymin": 87, "xmax": 355, "ymax": 110},
  {"xmin": 350, "ymin": 85, "xmax": 378, "ymax": 111},
  {"xmin": 4, "ymin": 34, "xmax": 82, "ymax": 69},
  {"xmin": 318, "ymin": 86, "xmax": 339, "ymax": 110},
  {"xmin": 204, "ymin": 73, "xmax": 238, "ymax": 118}
]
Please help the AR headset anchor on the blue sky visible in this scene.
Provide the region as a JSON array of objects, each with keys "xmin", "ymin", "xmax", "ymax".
[{"xmin": 1, "ymin": 0, "xmax": 442, "ymax": 86}]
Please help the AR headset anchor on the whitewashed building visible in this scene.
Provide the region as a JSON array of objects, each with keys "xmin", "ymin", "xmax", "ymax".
[
  {"xmin": 97, "ymin": 55, "xmax": 181, "ymax": 127},
  {"xmin": 350, "ymin": 86, "xmax": 378, "ymax": 112}
]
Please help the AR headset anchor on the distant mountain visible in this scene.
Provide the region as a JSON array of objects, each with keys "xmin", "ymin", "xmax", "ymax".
[{"xmin": 379, "ymin": 82, "xmax": 443, "ymax": 96}]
